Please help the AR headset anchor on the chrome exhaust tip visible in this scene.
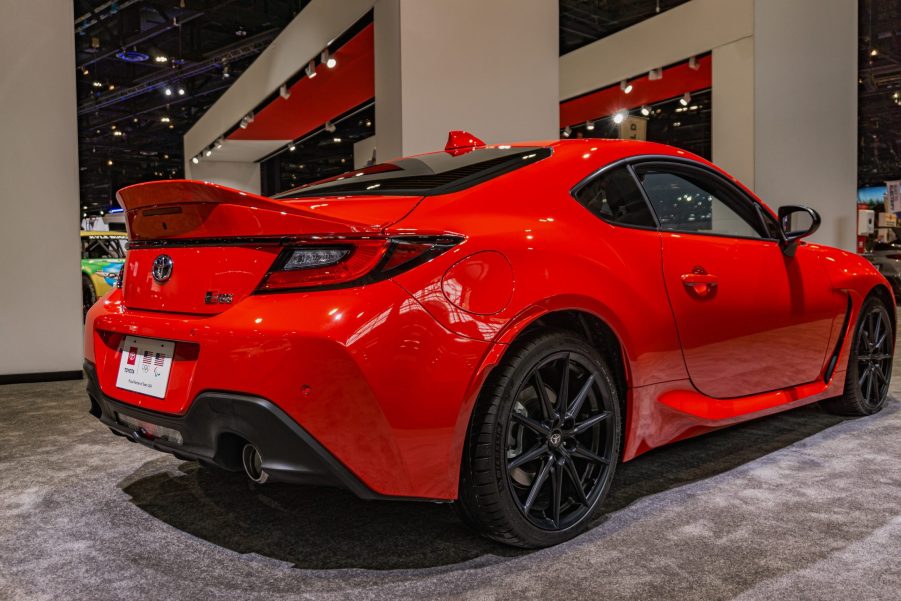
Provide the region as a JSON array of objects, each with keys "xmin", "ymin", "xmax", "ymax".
[{"xmin": 241, "ymin": 443, "xmax": 268, "ymax": 484}]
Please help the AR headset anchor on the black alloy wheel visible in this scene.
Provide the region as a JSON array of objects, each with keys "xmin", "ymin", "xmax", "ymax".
[
  {"xmin": 856, "ymin": 303, "xmax": 893, "ymax": 408},
  {"xmin": 823, "ymin": 295, "xmax": 894, "ymax": 416},
  {"xmin": 457, "ymin": 330, "xmax": 621, "ymax": 548},
  {"xmin": 505, "ymin": 351, "xmax": 615, "ymax": 530}
]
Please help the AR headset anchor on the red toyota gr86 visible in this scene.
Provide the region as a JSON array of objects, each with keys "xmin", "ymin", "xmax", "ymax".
[{"xmin": 85, "ymin": 132, "xmax": 895, "ymax": 548}]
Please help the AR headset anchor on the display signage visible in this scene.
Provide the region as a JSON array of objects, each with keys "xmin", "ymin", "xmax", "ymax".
[
  {"xmin": 886, "ymin": 180, "xmax": 901, "ymax": 214},
  {"xmin": 619, "ymin": 116, "xmax": 647, "ymax": 141}
]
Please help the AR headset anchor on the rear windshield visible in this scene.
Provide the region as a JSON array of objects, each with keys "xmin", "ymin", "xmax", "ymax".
[{"xmin": 275, "ymin": 146, "xmax": 550, "ymax": 199}]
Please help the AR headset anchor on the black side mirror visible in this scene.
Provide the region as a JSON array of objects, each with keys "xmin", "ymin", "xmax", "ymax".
[{"xmin": 778, "ymin": 205, "xmax": 821, "ymax": 257}]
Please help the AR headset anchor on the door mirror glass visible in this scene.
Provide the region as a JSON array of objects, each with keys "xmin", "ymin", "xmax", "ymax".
[{"xmin": 777, "ymin": 205, "xmax": 821, "ymax": 256}]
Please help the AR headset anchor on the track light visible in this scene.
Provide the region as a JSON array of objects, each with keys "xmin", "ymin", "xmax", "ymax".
[
  {"xmin": 164, "ymin": 87, "xmax": 172, "ymax": 96},
  {"xmin": 288, "ymin": 143, "xmax": 296, "ymax": 151},
  {"xmin": 680, "ymin": 92, "xmax": 691, "ymax": 106},
  {"xmin": 333, "ymin": 136, "xmax": 342, "ymax": 143},
  {"xmin": 324, "ymin": 121, "xmax": 336, "ymax": 133},
  {"xmin": 613, "ymin": 111, "xmax": 626, "ymax": 124},
  {"xmin": 222, "ymin": 64, "xmax": 230, "ymax": 79},
  {"xmin": 640, "ymin": 105, "xmax": 651, "ymax": 117},
  {"xmin": 620, "ymin": 80, "xmax": 633, "ymax": 94},
  {"xmin": 107, "ymin": 159, "xmax": 113, "ymax": 166},
  {"xmin": 191, "ymin": 156, "xmax": 200, "ymax": 164},
  {"xmin": 305, "ymin": 60, "xmax": 317, "ymax": 79},
  {"xmin": 239, "ymin": 112, "xmax": 255, "ymax": 129},
  {"xmin": 321, "ymin": 48, "xmax": 336, "ymax": 69},
  {"xmin": 160, "ymin": 116, "xmax": 170, "ymax": 123},
  {"xmin": 562, "ymin": 125, "xmax": 572, "ymax": 138},
  {"xmin": 177, "ymin": 87, "xmax": 185, "ymax": 96},
  {"xmin": 204, "ymin": 147, "xmax": 212, "ymax": 157},
  {"xmin": 648, "ymin": 68, "xmax": 663, "ymax": 81},
  {"xmin": 585, "ymin": 120, "xmax": 595, "ymax": 131},
  {"xmin": 279, "ymin": 83, "xmax": 291, "ymax": 100},
  {"xmin": 215, "ymin": 138, "xmax": 224, "ymax": 150},
  {"xmin": 155, "ymin": 55, "xmax": 168, "ymax": 63},
  {"xmin": 92, "ymin": 81, "xmax": 103, "ymax": 88},
  {"xmin": 689, "ymin": 56, "xmax": 699, "ymax": 70}
]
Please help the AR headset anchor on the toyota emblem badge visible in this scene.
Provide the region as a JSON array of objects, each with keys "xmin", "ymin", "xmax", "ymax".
[{"xmin": 152, "ymin": 254, "xmax": 174, "ymax": 283}]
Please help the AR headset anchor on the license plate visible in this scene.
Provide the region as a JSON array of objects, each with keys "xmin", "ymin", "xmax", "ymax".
[{"xmin": 115, "ymin": 335, "xmax": 175, "ymax": 399}]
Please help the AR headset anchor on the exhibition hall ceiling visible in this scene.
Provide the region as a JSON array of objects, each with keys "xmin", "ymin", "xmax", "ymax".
[{"xmin": 73, "ymin": 0, "xmax": 900, "ymax": 212}]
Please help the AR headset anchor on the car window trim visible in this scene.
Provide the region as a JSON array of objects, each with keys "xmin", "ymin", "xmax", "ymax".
[
  {"xmin": 628, "ymin": 156, "xmax": 780, "ymax": 242},
  {"xmin": 569, "ymin": 157, "xmax": 660, "ymax": 231}
]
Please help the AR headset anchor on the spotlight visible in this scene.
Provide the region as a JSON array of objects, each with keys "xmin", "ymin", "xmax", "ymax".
[
  {"xmin": 164, "ymin": 87, "xmax": 172, "ymax": 96},
  {"xmin": 191, "ymin": 156, "xmax": 200, "ymax": 164},
  {"xmin": 288, "ymin": 143, "xmax": 296, "ymax": 152},
  {"xmin": 279, "ymin": 83, "xmax": 291, "ymax": 100},
  {"xmin": 613, "ymin": 111, "xmax": 626, "ymax": 124},
  {"xmin": 364, "ymin": 119, "xmax": 372, "ymax": 127},
  {"xmin": 689, "ymin": 56, "xmax": 699, "ymax": 70},
  {"xmin": 92, "ymin": 81, "xmax": 103, "ymax": 88},
  {"xmin": 160, "ymin": 116, "xmax": 170, "ymax": 123},
  {"xmin": 215, "ymin": 138, "xmax": 224, "ymax": 150},
  {"xmin": 680, "ymin": 92, "xmax": 691, "ymax": 106},
  {"xmin": 562, "ymin": 125, "xmax": 572, "ymax": 138},
  {"xmin": 305, "ymin": 60, "xmax": 317, "ymax": 79},
  {"xmin": 870, "ymin": 48, "xmax": 879, "ymax": 57},
  {"xmin": 82, "ymin": 69, "xmax": 90, "ymax": 76},
  {"xmin": 204, "ymin": 147, "xmax": 212, "ymax": 157},
  {"xmin": 113, "ymin": 130, "xmax": 123, "ymax": 137},
  {"xmin": 108, "ymin": 84, "xmax": 115, "ymax": 91},
  {"xmin": 178, "ymin": 87, "xmax": 185, "ymax": 96},
  {"xmin": 222, "ymin": 64, "xmax": 230, "ymax": 79},
  {"xmin": 640, "ymin": 105, "xmax": 651, "ymax": 117},
  {"xmin": 324, "ymin": 121, "xmax": 336, "ymax": 133},
  {"xmin": 648, "ymin": 68, "xmax": 663, "ymax": 81},
  {"xmin": 585, "ymin": 120, "xmax": 595, "ymax": 131},
  {"xmin": 155, "ymin": 55, "xmax": 168, "ymax": 63},
  {"xmin": 620, "ymin": 80, "xmax": 633, "ymax": 94},
  {"xmin": 107, "ymin": 159, "xmax": 113, "ymax": 166},
  {"xmin": 321, "ymin": 48, "xmax": 337, "ymax": 69},
  {"xmin": 333, "ymin": 136, "xmax": 342, "ymax": 143}
]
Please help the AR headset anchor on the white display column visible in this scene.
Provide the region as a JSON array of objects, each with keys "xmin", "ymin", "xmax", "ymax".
[
  {"xmin": 0, "ymin": 1, "xmax": 83, "ymax": 377},
  {"xmin": 373, "ymin": 0, "xmax": 559, "ymax": 160},
  {"xmin": 752, "ymin": 0, "xmax": 857, "ymax": 251}
]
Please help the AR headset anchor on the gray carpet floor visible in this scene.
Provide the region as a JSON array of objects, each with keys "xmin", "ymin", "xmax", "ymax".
[{"xmin": 3, "ymin": 338, "xmax": 901, "ymax": 600}]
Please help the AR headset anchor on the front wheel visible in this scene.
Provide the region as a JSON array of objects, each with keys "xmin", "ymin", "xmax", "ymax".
[
  {"xmin": 822, "ymin": 295, "xmax": 894, "ymax": 416},
  {"xmin": 457, "ymin": 330, "xmax": 621, "ymax": 548}
]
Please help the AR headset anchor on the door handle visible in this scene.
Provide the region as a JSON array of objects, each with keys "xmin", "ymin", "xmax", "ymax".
[{"xmin": 681, "ymin": 267, "xmax": 718, "ymax": 297}]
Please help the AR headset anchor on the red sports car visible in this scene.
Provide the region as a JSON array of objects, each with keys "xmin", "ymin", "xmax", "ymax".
[{"xmin": 85, "ymin": 132, "xmax": 895, "ymax": 548}]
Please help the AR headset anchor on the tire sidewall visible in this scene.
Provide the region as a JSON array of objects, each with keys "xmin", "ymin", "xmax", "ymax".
[{"xmin": 846, "ymin": 297, "xmax": 893, "ymax": 414}]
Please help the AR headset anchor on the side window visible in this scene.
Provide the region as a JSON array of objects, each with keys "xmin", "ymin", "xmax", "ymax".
[
  {"xmin": 634, "ymin": 164, "xmax": 769, "ymax": 239},
  {"xmin": 573, "ymin": 167, "xmax": 656, "ymax": 228}
]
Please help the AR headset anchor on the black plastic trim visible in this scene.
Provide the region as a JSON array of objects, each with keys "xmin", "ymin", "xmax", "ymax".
[
  {"xmin": 824, "ymin": 295, "xmax": 854, "ymax": 383},
  {"xmin": 83, "ymin": 361, "xmax": 432, "ymax": 501}
]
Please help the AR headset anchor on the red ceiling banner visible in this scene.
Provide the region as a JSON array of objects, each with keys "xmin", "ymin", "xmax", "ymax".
[
  {"xmin": 559, "ymin": 54, "xmax": 712, "ymax": 128},
  {"xmin": 228, "ymin": 24, "xmax": 375, "ymax": 142}
]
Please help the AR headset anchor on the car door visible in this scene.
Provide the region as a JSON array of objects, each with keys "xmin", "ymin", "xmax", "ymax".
[{"xmin": 633, "ymin": 160, "xmax": 842, "ymax": 399}]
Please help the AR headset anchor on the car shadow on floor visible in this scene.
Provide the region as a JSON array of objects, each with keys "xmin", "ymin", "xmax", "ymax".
[{"xmin": 121, "ymin": 402, "xmax": 850, "ymax": 571}]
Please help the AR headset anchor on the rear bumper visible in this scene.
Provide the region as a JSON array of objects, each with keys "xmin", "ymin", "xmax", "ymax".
[
  {"xmin": 84, "ymin": 281, "xmax": 493, "ymax": 500},
  {"xmin": 85, "ymin": 361, "xmax": 392, "ymax": 499}
]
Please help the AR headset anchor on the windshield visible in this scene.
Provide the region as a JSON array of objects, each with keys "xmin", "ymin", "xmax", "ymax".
[
  {"xmin": 82, "ymin": 236, "xmax": 126, "ymax": 259},
  {"xmin": 275, "ymin": 146, "xmax": 550, "ymax": 199}
]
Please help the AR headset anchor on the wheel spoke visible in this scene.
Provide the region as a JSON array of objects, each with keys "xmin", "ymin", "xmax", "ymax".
[
  {"xmin": 562, "ymin": 457, "xmax": 590, "ymax": 506},
  {"xmin": 565, "ymin": 374, "xmax": 595, "ymax": 420},
  {"xmin": 508, "ymin": 442, "xmax": 549, "ymax": 471},
  {"xmin": 532, "ymin": 370, "xmax": 554, "ymax": 420},
  {"xmin": 557, "ymin": 354, "xmax": 571, "ymax": 417},
  {"xmin": 523, "ymin": 458, "xmax": 553, "ymax": 513},
  {"xmin": 512, "ymin": 412, "xmax": 549, "ymax": 435},
  {"xmin": 874, "ymin": 364, "xmax": 888, "ymax": 385},
  {"xmin": 571, "ymin": 443, "xmax": 610, "ymax": 465},
  {"xmin": 866, "ymin": 365, "xmax": 875, "ymax": 401},
  {"xmin": 572, "ymin": 411, "xmax": 610, "ymax": 435},
  {"xmin": 873, "ymin": 315, "xmax": 883, "ymax": 350},
  {"xmin": 859, "ymin": 364, "xmax": 871, "ymax": 388},
  {"xmin": 551, "ymin": 462, "xmax": 563, "ymax": 528}
]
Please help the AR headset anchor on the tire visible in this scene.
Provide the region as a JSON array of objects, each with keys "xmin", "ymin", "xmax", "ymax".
[
  {"xmin": 822, "ymin": 295, "xmax": 894, "ymax": 416},
  {"xmin": 456, "ymin": 330, "xmax": 621, "ymax": 548},
  {"xmin": 82, "ymin": 274, "xmax": 97, "ymax": 321}
]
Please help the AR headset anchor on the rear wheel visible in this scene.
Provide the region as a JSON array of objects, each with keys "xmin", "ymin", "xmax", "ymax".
[
  {"xmin": 457, "ymin": 330, "xmax": 621, "ymax": 548},
  {"xmin": 822, "ymin": 295, "xmax": 894, "ymax": 416}
]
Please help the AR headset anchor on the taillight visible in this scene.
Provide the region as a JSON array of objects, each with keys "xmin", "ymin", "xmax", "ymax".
[{"xmin": 256, "ymin": 235, "xmax": 462, "ymax": 292}]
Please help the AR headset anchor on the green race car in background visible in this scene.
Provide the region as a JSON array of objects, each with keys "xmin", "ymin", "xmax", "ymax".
[{"xmin": 81, "ymin": 231, "xmax": 126, "ymax": 319}]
